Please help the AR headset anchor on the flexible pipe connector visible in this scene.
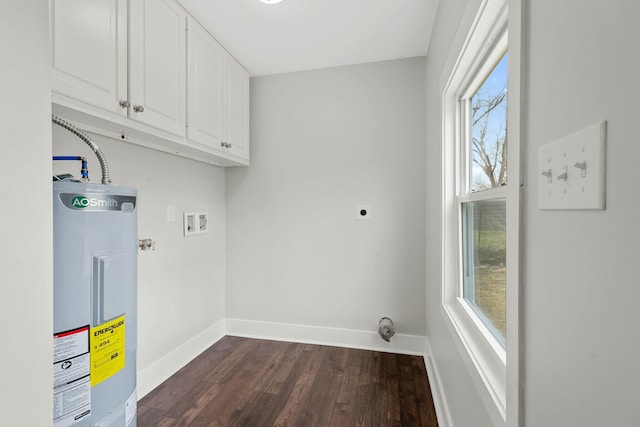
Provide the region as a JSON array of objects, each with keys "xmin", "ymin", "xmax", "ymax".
[{"xmin": 52, "ymin": 114, "xmax": 111, "ymax": 184}]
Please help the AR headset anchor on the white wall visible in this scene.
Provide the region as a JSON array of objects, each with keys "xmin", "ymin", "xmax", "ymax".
[
  {"xmin": 426, "ymin": 0, "xmax": 640, "ymax": 426},
  {"xmin": 524, "ymin": 1, "xmax": 640, "ymax": 426},
  {"xmin": 0, "ymin": 1, "xmax": 53, "ymax": 425},
  {"xmin": 226, "ymin": 58, "xmax": 427, "ymax": 337},
  {"xmin": 52, "ymin": 130, "xmax": 226, "ymax": 388}
]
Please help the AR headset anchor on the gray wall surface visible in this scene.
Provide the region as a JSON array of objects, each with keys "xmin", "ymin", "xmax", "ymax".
[
  {"xmin": 524, "ymin": 1, "xmax": 640, "ymax": 425},
  {"xmin": 226, "ymin": 57, "xmax": 427, "ymax": 336},
  {"xmin": 0, "ymin": 1, "xmax": 53, "ymax": 425}
]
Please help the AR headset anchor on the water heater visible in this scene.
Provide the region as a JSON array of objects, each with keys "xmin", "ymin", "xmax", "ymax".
[{"xmin": 53, "ymin": 181, "xmax": 138, "ymax": 427}]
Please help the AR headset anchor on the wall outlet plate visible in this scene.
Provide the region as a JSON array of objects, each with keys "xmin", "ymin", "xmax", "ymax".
[{"xmin": 538, "ymin": 121, "xmax": 606, "ymax": 210}]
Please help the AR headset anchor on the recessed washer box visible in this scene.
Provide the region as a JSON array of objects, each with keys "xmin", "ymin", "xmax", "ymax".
[{"xmin": 184, "ymin": 212, "xmax": 209, "ymax": 236}]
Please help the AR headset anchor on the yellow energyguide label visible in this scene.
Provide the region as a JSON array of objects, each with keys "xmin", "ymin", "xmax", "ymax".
[{"xmin": 90, "ymin": 315, "xmax": 125, "ymax": 386}]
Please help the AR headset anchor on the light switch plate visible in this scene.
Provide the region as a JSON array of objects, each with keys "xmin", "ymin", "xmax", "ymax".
[{"xmin": 538, "ymin": 121, "xmax": 607, "ymax": 210}]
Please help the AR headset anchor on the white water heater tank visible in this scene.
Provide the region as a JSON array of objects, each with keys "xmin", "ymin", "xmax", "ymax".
[{"xmin": 53, "ymin": 181, "xmax": 138, "ymax": 427}]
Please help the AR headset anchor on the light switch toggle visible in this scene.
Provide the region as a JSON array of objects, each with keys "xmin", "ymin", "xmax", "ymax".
[
  {"xmin": 541, "ymin": 169, "xmax": 552, "ymax": 183},
  {"xmin": 574, "ymin": 161, "xmax": 587, "ymax": 177},
  {"xmin": 557, "ymin": 166, "xmax": 568, "ymax": 181}
]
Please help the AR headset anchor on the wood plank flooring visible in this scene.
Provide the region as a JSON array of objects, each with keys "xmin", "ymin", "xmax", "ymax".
[{"xmin": 138, "ymin": 336, "xmax": 439, "ymax": 427}]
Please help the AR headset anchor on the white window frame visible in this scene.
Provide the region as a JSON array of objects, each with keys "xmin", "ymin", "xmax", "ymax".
[{"xmin": 441, "ymin": 0, "xmax": 522, "ymax": 425}]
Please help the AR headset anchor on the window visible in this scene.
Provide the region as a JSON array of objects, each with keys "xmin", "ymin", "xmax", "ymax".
[
  {"xmin": 461, "ymin": 52, "xmax": 508, "ymax": 346},
  {"xmin": 441, "ymin": 0, "xmax": 520, "ymax": 424}
]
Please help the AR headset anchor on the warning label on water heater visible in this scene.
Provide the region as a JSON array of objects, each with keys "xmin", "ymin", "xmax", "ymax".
[
  {"xmin": 90, "ymin": 315, "xmax": 126, "ymax": 386},
  {"xmin": 53, "ymin": 325, "xmax": 91, "ymax": 427}
]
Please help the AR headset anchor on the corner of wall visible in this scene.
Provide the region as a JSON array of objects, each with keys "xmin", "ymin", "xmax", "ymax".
[{"xmin": 137, "ymin": 319, "xmax": 226, "ymax": 399}]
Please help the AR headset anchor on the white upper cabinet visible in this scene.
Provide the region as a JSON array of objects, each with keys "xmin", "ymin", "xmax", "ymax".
[
  {"xmin": 186, "ymin": 18, "xmax": 224, "ymax": 150},
  {"xmin": 51, "ymin": 0, "xmax": 128, "ymax": 116},
  {"xmin": 50, "ymin": 0, "xmax": 249, "ymax": 166},
  {"xmin": 223, "ymin": 56, "xmax": 250, "ymax": 161},
  {"xmin": 129, "ymin": 0, "xmax": 186, "ymax": 136},
  {"xmin": 186, "ymin": 19, "xmax": 250, "ymax": 163}
]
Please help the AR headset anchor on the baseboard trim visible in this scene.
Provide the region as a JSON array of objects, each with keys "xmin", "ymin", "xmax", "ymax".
[
  {"xmin": 137, "ymin": 318, "xmax": 226, "ymax": 399},
  {"xmin": 424, "ymin": 338, "xmax": 453, "ymax": 427},
  {"xmin": 225, "ymin": 318, "xmax": 427, "ymax": 356}
]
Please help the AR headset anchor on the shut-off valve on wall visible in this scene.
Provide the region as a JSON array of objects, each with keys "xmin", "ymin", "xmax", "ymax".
[{"xmin": 378, "ymin": 317, "xmax": 395, "ymax": 342}]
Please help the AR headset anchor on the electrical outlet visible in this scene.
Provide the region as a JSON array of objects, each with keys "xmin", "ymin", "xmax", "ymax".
[{"xmin": 356, "ymin": 204, "xmax": 371, "ymax": 220}]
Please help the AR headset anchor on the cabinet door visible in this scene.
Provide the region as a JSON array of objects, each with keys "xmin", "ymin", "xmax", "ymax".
[
  {"xmin": 224, "ymin": 57, "xmax": 250, "ymax": 161},
  {"xmin": 186, "ymin": 18, "xmax": 224, "ymax": 150},
  {"xmin": 129, "ymin": 0, "xmax": 186, "ymax": 136},
  {"xmin": 51, "ymin": 0, "xmax": 127, "ymax": 116}
]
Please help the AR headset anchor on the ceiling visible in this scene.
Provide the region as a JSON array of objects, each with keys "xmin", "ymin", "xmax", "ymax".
[{"xmin": 176, "ymin": 0, "xmax": 440, "ymax": 76}]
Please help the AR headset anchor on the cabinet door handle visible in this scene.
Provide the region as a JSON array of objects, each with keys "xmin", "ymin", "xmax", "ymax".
[
  {"xmin": 119, "ymin": 100, "xmax": 130, "ymax": 109},
  {"xmin": 220, "ymin": 142, "xmax": 231, "ymax": 149},
  {"xmin": 133, "ymin": 105, "xmax": 144, "ymax": 113}
]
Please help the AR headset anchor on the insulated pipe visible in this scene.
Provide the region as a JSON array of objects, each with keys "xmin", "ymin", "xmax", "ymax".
[
  {"xmin": 52, "ymin": 156, "xmax": 89, "ymax": 181},
  {"xmin": 52, "ymin": 115, "xmax": 111, "ymax": 184}
]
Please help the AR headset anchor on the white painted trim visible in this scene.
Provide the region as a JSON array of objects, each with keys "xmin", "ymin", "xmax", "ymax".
[
  {"xmin": 226, "ymin": 318, "xmax": 427, "ymax": 356},
  {"xmin": 137, "ymin": 318, "xmax": 226, "ymax": 399},
  {"xmin": 505, "ymin": 1, "xmax": 525, "ymax": 425},
  {"xmin": 424, "ymin": 338, "xmax": 454, "ymax": 427}
]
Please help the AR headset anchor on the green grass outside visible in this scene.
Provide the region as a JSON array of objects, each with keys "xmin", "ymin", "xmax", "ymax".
[
  {"xmin": 474, "ymin": 229, "xmax": 505, "ymax": 247},
  {"xmin": 472, "ymin": 230, "xmax": 506, "ymax": 338}
]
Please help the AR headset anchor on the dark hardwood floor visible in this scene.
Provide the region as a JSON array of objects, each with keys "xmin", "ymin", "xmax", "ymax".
[{"xmin": 138, "ymin": 336, "xmax": 439, "ymax": 427}]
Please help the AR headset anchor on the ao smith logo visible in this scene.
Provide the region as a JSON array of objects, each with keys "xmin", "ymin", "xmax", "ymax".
[{"xmin": 71, "ymin": 195, "xmax": 119, "ymax": 209}]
